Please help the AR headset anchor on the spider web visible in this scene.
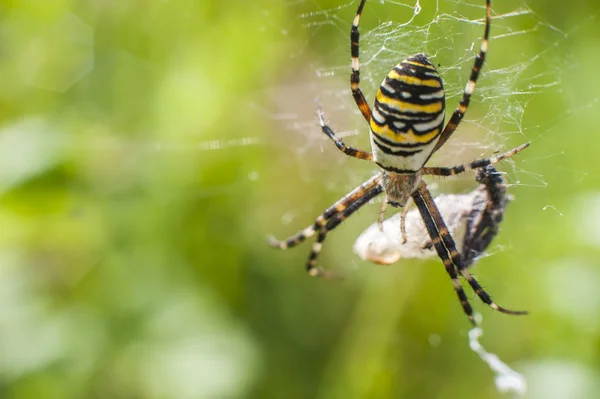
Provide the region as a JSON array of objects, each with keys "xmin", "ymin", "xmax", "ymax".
[
  {"xmin": 252, "ymin": 4, "xmax": 568, "ymax": 395},
  {"xmin": 253, "ymin": 0, "xmax": 570, "ymax": 203},
  {"xmin": 210, "ymin": 3, "xmax": 591, "ymax": 397}
]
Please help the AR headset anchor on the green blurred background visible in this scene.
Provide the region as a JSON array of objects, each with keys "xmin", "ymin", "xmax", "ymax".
[{"xmin": 1, "ymin": 0, "xmax": 600, "ymax": 398}]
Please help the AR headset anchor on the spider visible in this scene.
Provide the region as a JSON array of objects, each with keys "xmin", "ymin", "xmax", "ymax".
[{"xmin": 268, "ymin": 0, "xmax": 528, "ymax": 325}]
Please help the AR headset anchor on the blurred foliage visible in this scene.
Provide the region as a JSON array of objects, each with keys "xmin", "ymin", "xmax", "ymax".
[{"xmin": 1, "ymin": 0, "xmax": 600, "ymax": 398}]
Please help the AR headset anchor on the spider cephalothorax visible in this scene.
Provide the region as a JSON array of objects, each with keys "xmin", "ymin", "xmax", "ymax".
[{"xmin": 381, "ymin": 171, "xmax": 422, "ymax": 208}]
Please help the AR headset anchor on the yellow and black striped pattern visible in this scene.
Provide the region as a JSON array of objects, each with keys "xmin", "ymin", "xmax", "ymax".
[{"xmin": 370, "ymin": 54, "xmax": 445, "ymax": 173}]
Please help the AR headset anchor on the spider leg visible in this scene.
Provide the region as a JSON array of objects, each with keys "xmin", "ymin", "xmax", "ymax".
[
  {"xmin": 377, "ymin": 199, "xmax": 387, "ymax": 232},
  {"xmin": 400, "ymin": 201, "xmax": 410, "ymax": 244},
  {"xmin": 411, "ymin": 182, "xmax": 476, "ymax": 324},
  {"xmin": 414, "ymin": 182, "xmax": 527, "ymax": 324},
  {"xmin": 318, "ymin": 107, "xmax": 373, "ymax": 161},
  {"xmin": 350, "ymin": 0, "xmax": 372, "ymax": 122},
  {"xmin": 306, "ymin": 184, "xmax": 384, "ymax": 277},
  {"xmin": 422, "ymin": 142, "xmax": 529, "ymax": 177},
  {"xmin": 431, "ymin": 0, "xmax": 492, "ymax": 155},
  {"xmin": 268, "ymin": 174, "xmax": 382, "ymax": 249}
]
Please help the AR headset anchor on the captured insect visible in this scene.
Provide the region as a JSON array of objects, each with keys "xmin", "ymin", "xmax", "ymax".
[
  {"xmin": 268, "ymin": 0, "xmax": 528, "ymax": 325},
  {"xmin": 354, "ymin": 165, "xmax": 512, "ymax": 268}
]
